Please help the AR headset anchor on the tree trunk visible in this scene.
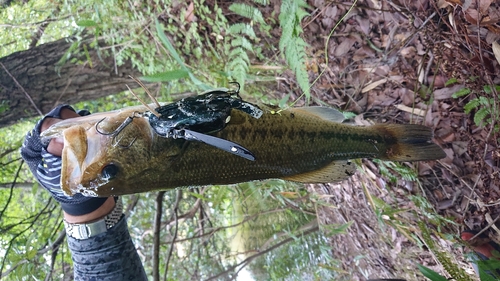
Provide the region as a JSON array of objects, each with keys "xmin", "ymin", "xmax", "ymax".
[{"xmin": 0, "ymin": 37, "xmax": 141, "ymax": 128}]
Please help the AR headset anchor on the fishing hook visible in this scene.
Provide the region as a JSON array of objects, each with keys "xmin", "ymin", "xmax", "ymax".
[
  {"xmin": 112, "ymin": 135, "xmax": 137, "ymax": 149},
  {"xmin": 95, "ymin": 111, "xmax": 142, "ymax": 148},
  {"xmin": 227, "ymin": 81, "xmax": 242, "ymax": 99},
  {"xmin": 95, "ymin": 111, "xmax": 143, "ymax": 136}
]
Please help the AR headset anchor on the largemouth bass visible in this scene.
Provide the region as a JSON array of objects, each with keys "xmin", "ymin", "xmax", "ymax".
[{"xmin": 41, "ymin": 104, "xmax": 445, "ymax": 197}]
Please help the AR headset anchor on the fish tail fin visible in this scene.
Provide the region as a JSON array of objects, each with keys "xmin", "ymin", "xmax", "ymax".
[{"xmin": 375, "ymin": 124, "xmax": 446, "ymax": 161}]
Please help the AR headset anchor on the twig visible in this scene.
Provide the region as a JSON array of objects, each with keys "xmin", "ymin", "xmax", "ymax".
[
  {"xmin": 164, "ymin": 190, "xmax": 182, "ymax": 281},
  {"xmin": 0, "ymin": 157, "xmax": 23, "ymax": 167},
  {"xmin": 30, "ymin": 5, "xmax": 61, "ymax": 48},
  {"xmin": 0, "ymin": 14, "xmax": 72, "ymax": 28},
  {"xmin": 44, "ymin": 230, "xmax": 64, "ymax": 281},
  {"xmin": 1, "ymin": 196, "xmax": 54, "ymax": 277},
  {"xmin": 2, "ymin": 229, "xmax": 65, "ymax": 279},
  {"xmin": 0, "ymin": 147, "xmax": 18, "ymax": 159},
  {"xmin": 129, "ymin": 75, "xmax": 161, "ymax": 109},
  {"xmin": 0, "ymin": 160, "xmax": 23, "ymax": 220},
  {"xmin": 162, "ymin": 198, "xmax": 201, "ymax": 227},
  {"xmin": 124, "ymin": 194, "xmax": 140, "ymax": 217},
  {"xmin": 205, "ymin": 226, "xmax": 320, "ymax": 281},
  {"xmin": 0, "ymin": 62, "xmax": 43, "ymax": 116},
  {"xmin": 0, "ymin": 182, "xmax": 33, "ymax": 189},
  {"xmin": 164, "ymin": 207, "xmax": 290, "ymax": 244},
  {"xmin": 152, "ymin": 191, "xmax": 165, "ymax": 281}
]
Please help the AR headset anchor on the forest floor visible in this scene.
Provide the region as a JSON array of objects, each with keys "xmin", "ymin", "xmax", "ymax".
[{"xmin": 235, "ymin": 0, "xmax": 500, "ymax": 280}]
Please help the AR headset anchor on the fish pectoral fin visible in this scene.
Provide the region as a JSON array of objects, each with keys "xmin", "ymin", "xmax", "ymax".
[
  {"xmin": 290, "ymin": 106, "xmax": 345, "ymax": 123},
  {"xmin": 282, "ymin": 160, "xmax": 356, "ymax": 183}
]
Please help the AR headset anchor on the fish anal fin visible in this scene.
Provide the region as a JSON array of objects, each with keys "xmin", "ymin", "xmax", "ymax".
[
  {"xmin": 283, "ymin": 160, "xmax": 356, "ymax": 183},
  {"xmin": 290, "ymin": 106, "xmax": 345, "ymax": 123}
]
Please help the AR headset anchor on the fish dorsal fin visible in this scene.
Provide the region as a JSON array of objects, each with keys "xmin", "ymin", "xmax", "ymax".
[
  {"xmin": 282, "ymin": 160, "xmax": 356, "ymax": 183},
  {"xmin": 291, "ymin": 106, "xmax": 345, "ymax": 123}
]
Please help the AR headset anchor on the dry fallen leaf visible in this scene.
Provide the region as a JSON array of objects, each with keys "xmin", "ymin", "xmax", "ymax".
[
  {"xmin": 433, "ymin": 84, "xmax": 465, "ymax": 100},
  {"xmin": 465, "ymin": 8, "xmax": 480, "ymax": 25},
  {"xmin": 361, "ymin": 78, "xmax": 388, "ymax": 93},
  {"xmin": 185, "ymin": 2, "xmax": 195, "ymax": 22},
  {"xmin": 492, "ymin": 41, "xmax": 500, "ymax": 65},
  {"xmin": 438, "ymin": 0, "xmax": 452, "ymax": 8},
  {"xmin": 462, "ymin": 0, "xmax": 472, "ymax": 11},
  {"xmin": 394, "ymin": 104, "xmax": 426, "ymax": 117},
  {"xmin": 479, "ymin": 0, "xmax": 493, "ymax": 14},
  {"xmin": 333, "ymin": 37, "xmax": 357, "ymax": 57}
]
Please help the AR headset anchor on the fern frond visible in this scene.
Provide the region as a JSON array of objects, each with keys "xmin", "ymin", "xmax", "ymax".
[
  {"xmin": 231, "ymin": 37, "xmax": 253, "ymax": 51},
  {"xmin": 229, "ymin": 48, "xmax": 250, "ymax": 65},
  {"xmin": 227, "ymin": 46, "xmax": 250, "ymax": 90},
  {"xmin": 451, "ymin": 87, "xmax": 471, "ymax": 98},
  {"xmin": 226, "ymin": 2, "xmax": 270, "ymax": 91},
  {"xmin": 229, "ymin": 23, "xmax": 257, "ymax": 38},
  {"xmin": 464, "ymin": 98, "xmax": 480, "ymax": 114},
  {"xmin": 229, "ymin": 3, "xmax": 264, "ymax": 23},
  {"xmin": 252, "ymin": 0, "xmax": 269, "ymax": 5},
  {"xmin": 279, "ymin": 0, "xmax": 311, "ymax": 102},
  {"xmin": 474, "ymin": 107, "xmax": 490, "ymax": 126},
  {"xmin": 228, "ymin": 55, "xmax": 250, "ymax": 71}
]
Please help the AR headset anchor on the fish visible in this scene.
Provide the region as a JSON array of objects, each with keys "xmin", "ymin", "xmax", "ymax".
[{"xmin": 41, "ymin": 104, "xmax": 446, "ymax": 197}]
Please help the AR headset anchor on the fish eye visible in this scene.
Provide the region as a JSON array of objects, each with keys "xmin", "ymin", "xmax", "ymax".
[{"xmin": 101, "ymin": 164, "xmax": 119, "ymax": 180}]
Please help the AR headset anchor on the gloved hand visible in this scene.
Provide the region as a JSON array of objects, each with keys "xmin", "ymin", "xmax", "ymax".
[{"xmin": 21, "ymin": 105, "xmax": 108, "ymax": 215}]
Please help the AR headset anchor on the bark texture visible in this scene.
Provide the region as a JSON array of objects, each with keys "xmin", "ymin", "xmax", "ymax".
[{"xmin": 0, "ymin": 37, "xmax": 141, "ymax": 128}]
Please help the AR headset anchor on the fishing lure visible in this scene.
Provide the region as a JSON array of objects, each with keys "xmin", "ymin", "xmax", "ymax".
[
  {"xmin": 97, "ymin": 82, "xmax": 262, "ymax": 160},
  {"xmin": 146, "ymin": 83, "xmax": 263, "ymax": 161}
]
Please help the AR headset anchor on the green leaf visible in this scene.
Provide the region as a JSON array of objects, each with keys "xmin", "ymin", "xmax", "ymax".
[
  {"xmin": 417, "ymin": 264, "xmax": 449, "ymax": 281},
  {"xmin": 188, "ymin": 73, "xmax": 211, "ymax": 91},
  {"xmin": 0, "ymin": 100, "xmax": 10, "ymax": 115},
  {"xmin": 278, "ymin": 93, "xmax": 292, "ymax": 108},
  {"xmin": 474, "ymin": 107, "xmax": 489, "ymax": 126},
  {"xmin": 187, "ymin": 192, "xmax": 210, "ymax": 201},
  {"xmin": 444, "ymin": 77, "xmax": 458, "ymax": 86},
  {"xmin": 342, "ymin": 111, "xmax": 356, "ymax": 119},
  {"xmin": 140, "ymin": 69, "xmax": 189, "ymax": 82},
  {"xmin": 76, "ymin": 19, "xmax": 98, "ymax": 27},
  {"xmin": 155, "ymin": 19, "xmax": 211, "ymax": 90},
  {"xmin": 321, "ymin": 221, "xmax": 352, "ymax": 236},
  {"xmin": 451, "ymin": 88, "xmax": 471, "ymax": 98},
  {"xmin": 483, "ymin": 84, "xmax": 500, "ymax": 94},
  {"xmin": 464, "ymin": 99, "xmax": 480, "ymax": 114},
  {"xmin": 155, "ymin": 19, "xmax": 187, "ymax": 71},
  {"xmin": 26, "ymin": 249, "xmax": 37, "ymax": 260}
]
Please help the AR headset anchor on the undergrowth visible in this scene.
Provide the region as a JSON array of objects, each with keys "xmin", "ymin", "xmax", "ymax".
[
  {"xmin": 451, "ymin": 80, "xmax": 500, "ymax": 133},
  {"xmin": 362, "ymin": 160, "xmax": 493, "ymax": 281}
]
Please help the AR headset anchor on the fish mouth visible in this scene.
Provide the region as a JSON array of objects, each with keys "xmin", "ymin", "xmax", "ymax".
[
  {"xmin": 75, "ymin": 177, "xmax": 111, "ymax": 197},
  {"xmin": 59, "ymin": 110, "xmax": 155, "ymax": 196},
  {"xmin": 60, "ymin": 123, "xmax": 109, "ymax": 196}
]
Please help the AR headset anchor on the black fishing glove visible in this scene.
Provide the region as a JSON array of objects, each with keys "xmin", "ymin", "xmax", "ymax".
[{"xmin": 21, "ymin": 104, "xmax": 108, "ymax": 215}]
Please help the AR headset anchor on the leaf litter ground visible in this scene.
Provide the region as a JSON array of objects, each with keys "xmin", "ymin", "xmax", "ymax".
[{"xmin": 236, "ymin": 0, "xmax": 500, "ymax": 280}]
